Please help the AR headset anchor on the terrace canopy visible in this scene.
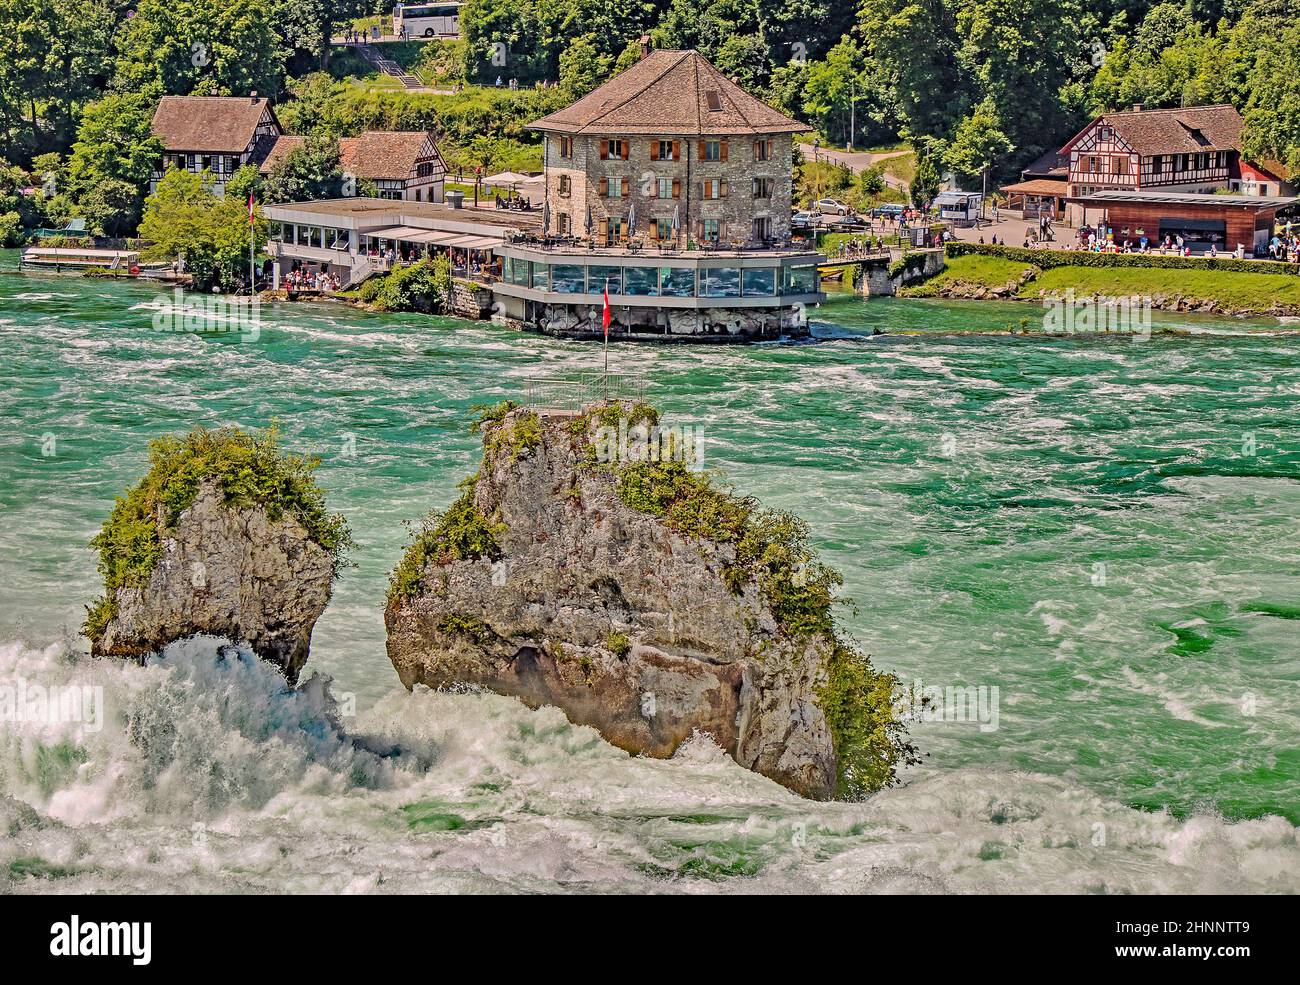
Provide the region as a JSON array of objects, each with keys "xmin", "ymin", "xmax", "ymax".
[{"xmin": 482, "ymin": 172, "xmax": 530, "ymax": 189}]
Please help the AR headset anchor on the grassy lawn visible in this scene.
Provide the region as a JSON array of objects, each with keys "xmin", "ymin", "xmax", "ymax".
[
  {"xmin": 880, "ymin": 151, "xmax": 916, "ymax": 187},
  {"xmin": 902, "ymin": 253, "xmax": 1300, "ymax": 311},
  {"xmin": 1024, "ymin": 265, "xmax": 1300, "ymax": 308},
  {"xmin": 902, "ymin": 254, "xmax": 1036, "ymax": 296}
]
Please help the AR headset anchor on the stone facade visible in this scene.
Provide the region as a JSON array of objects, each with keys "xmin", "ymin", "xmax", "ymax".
[
  {"xmin": 544, "ymin": 133, "xmax": 795, "ymax": 248},
  {"xmin": 525, "ymin": 299, "xmax": 809, "ymax": 340}
]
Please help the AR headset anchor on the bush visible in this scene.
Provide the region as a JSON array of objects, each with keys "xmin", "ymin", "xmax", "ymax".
[
  {"xmin": 86, "ymin": 425, "xmax": 353, "ymax": 640},
  {"xmin": 389, "ymin": 490, "xmax": 504, "ymax": 600},
  {"xmin": 0, "ymin": 211, "xmax": 23, "ymax": 246},
  {"xmin": 818, "ymin": 639, "xmax": 923, "ymax": 798},
  {"xmin": 945, "ymin": 241, "xmax": 1300, "ymax": 276},
  {"xmin": 370, "ymin": 254, "xmax": 452, "ymax": 312}
]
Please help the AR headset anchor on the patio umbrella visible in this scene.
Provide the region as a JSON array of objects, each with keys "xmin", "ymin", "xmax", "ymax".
[
  {"xmin": 585, "ymin": 207, "xmax": 593, "ymax": 236},
  {"xmin": 671, "ymin": 204, "xmax": 679, "ymax": 234},
  {"xmin": 482, "ymin": 171, "xmax": 528, "ymax": 190},
  {"xmin": 543, "ymin": 200, "xmax": 550, "ymax": 235},
  {"xmin": 627, "ymin": 202, "xmax": 636, "ymax": 236}
]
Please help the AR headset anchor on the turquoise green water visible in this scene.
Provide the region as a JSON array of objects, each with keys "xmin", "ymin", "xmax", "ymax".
[{"xmin": 1, "ymin": 263, "xmax": 1297, "ymax": 892}]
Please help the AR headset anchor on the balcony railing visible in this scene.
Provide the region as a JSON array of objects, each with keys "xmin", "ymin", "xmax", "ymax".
[
  {"xmin": 522, "ymin": 373, "xmax": 647, "ymax": 413},
  {"xmin": 502, "ymin": 231, "xmax": 812, "ymax": 256}
]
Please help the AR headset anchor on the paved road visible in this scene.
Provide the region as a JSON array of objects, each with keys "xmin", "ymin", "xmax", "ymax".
[{"xmin": 806, "ymin": 147, "xmax": 911, "ymax": 190}]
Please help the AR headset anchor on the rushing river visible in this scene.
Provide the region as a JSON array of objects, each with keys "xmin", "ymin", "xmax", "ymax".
[{"xmin": 1, "ymin": 261, "xmax": 1297, "ymax": 893}]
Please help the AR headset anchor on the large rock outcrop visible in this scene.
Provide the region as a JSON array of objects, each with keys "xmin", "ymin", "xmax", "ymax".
[
  {"xmin": 386, "ymin": 404, "xmax": 910, "ymax": 800},
  {"xmin": 86, "ymin": 427, "xmax": 351, "ymax": 683}
]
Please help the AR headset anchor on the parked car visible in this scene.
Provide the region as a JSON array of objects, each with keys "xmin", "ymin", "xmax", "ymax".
[
  {"xmin": 812, "ymin": 198, "xmax": 852, "ymax": 216},
  {"xmin": 791, "ymin": 210, "xmax": 819, "ymax": 228},
  {"xmin": 870, "ymin": 203, "xmax": 906, "ymax": 219},
  {"xmin": 826, "ymin": 214, "xmax": 868, "ymax": 232}
]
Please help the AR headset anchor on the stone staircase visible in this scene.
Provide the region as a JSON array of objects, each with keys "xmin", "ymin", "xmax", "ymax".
[{"xmin": 356, "ymin": 43, "xmax": 421, "ymax": 88}]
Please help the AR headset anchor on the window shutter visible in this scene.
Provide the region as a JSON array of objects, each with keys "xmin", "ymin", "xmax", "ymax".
[
  {"xmin": 621, "ymin": 176, "xmax": 629, "ymax": 196},
  {"xmin": 599, "ymin": 218, "xmax": 609, "ymax": 239},
  {"xmin": 766, "ymin": 139, "xmax": 774, "ymax": 160},
  {"xmin": 720, "ymin": 180, "xmax": 728, "ymax": 198},
  {"xmin": 599, "ymin": 177, "xmax": 608, "ymax": 196},
  {"xmin": 650, "ymin": 141, "xmax": 659, "ymax": 161},
  {"xmin": 672, "ymin": 178, "xmax": 680, "ymax": 198},
  {"xmin": 621, "ymin": 142, "xmax": 629, "ymax": 160},
  {"xmin": 698, "ymin": 140, "xmax": 706, "ymax": 159},
  {"xmin": 672, "ymin": 140, "xmax": 680, "ymax": 160},
  {"xmin": 649, "ymin": 222, "xmax": 658, "ymax": 241},
  {"xmin": 720, "ymin": 140, "xmax": 728, "ymax": 161},
  {"xmin": 600, "ymin": 139, "xmax": 609, "ymax": 159},
  {"xmin": 753, "ymin": 139, "xmax": 760, "ymax": 158}
]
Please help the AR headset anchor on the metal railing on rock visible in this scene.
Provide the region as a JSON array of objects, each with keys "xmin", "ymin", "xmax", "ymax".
[{"xmin": 522, "ymin": 373, "xmax": 647, "ymax": 414}]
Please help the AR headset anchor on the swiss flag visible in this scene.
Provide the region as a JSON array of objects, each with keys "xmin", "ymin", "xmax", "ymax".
[
  {"xmin": 602, "ymin": 278, "xmax": 611, "ymax": 338},
  {"xmin": 247, "ymin": 193, "xmax": 255, "ymax": 227}
]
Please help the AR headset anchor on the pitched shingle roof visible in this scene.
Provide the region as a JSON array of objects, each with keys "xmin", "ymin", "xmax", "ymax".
[
  {"xmin": 340, "ymin": 131, "xmax": 439, "ymax": 179},
  {"xmin": 1067, "ymin": 104, "xmax": 1243, "ymax": 155},
  {"xmin": 256, "ymin": 134, "xmax": 301, "ymax": 172},
  {"xmin": 1022, "ymin": 148, "xmax": 1068, "ymax": 178},
  {"xmin": 258, "ymin": 132, "xmax": 441, "ymax": 179},
  {"xmin": 529, "ymin": 49, "xmax": 809, "ymax": 136},
  {"xmin": 152, "ymin": 95, "xmax": 274, "ymax": 153}
]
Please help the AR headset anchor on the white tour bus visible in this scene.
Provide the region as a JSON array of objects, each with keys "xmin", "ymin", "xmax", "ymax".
[{"xmin": 393, "ymin": 2, "xmax": 463, "ymax": 38}]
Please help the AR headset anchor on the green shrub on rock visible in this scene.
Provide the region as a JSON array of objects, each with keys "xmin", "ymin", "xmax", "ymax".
[
  {"xmin": 85, "ymin": 425, "xmax": 353, "ymax": 642},
  {"xmin": 389, "ymin": 490, "xmax": 504, "ymax": 601},
  {"xmin": 564, "ymin": 404, "xmax": 918, "ymax": 797}
]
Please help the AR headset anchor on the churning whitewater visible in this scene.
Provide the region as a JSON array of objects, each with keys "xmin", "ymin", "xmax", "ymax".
[{"xmin": 2, "ymin": 267, "xmax": 1298, "ymax": 893}]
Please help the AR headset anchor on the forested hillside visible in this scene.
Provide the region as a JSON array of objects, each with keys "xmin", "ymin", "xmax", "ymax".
[{"xmin": 0, "ymin": 0, "xmax": 1296, "ymax": 242}]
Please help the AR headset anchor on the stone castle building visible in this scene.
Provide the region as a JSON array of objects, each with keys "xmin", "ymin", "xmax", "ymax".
[
  {"xmin": 489, "ymin": 47, "xmax": 825, "ymax": 340},
  {"xmin": 530, "ymin": 48, "xmax": 807, "ymax": 248}
]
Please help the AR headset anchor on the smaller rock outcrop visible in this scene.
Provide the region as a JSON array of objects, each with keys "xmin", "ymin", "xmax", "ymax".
[{"xmin": 85, "ymin": 426, "xmax": 352, "ymax": 683}]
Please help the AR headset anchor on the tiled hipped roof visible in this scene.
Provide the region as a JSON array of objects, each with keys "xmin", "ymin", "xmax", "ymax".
[
  {"xmin": 1082, "ymin": 104, "xmax": 1244, "ymax": 155},
  {"xmin": 259, "ymin": 132, "xmax": 439, "ymax": 179},
  {"xmin": 529, "ymin": 49, "xmax": 809, "ymax": 136},
  {"xmin": 152, "ymin": 96, "xmax": 272, "ymax": 153}
]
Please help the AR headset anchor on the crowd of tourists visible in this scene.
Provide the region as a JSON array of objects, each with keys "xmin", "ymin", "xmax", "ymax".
[
  {"xmin": 285, "ymin": 268, "xmax": 341, "ymax": 292},
  {"xmin": 1266, "ymin": 221, "xmax": 1299, "ymax": 261}
]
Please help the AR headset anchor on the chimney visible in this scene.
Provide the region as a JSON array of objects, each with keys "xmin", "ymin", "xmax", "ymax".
[
  {"xmin": 251, "ymin": 91, "xmax": 258, "ymax": 103},
  {"xmin": 639, "ymin": 34, "xmax": 651, "ymax": 61},
  {"xmin": 1131, "ymin": 103, "xmax": 1143, "ymax": 112}
]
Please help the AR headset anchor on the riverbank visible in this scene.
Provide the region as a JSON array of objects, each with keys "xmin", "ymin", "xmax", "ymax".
[{"xmin": 902, "ymin": 248, "xmax": 1300, "ymax": 317}]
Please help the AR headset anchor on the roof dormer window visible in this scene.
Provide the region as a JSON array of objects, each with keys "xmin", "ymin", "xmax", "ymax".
[{"xmin": 705, "ymin": 90, "xmax": 723, "ymax": 112}]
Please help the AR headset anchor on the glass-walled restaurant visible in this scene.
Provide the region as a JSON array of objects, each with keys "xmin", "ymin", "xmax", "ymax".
[
  {"xmin": 269, "ymin": 221, "xmax": 354, "ymax": 253},
  {"xmin": 501, "ymin": 255, "xmax": 819, "ymax": 298},
  {"xmin": 268, "ymin": 220, "xmax": 503, "ymax": 280}
]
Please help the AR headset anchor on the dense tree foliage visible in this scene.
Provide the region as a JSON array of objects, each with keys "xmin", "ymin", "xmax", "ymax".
[
  {"xmin": 262, "ymin": 135, "xmax": 344, "ymax": 203},
  {"xmin": 1, "ymin": 0, "xmax": 1298, "ymax": 243},
  {"xmin": 139, "ymin": 168, "xmax": 266, "ymax": 290}
]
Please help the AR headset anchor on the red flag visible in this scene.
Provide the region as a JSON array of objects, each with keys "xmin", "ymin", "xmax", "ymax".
[
  {"xmin": 602, "ymin": 277, "xmax": 611, "ymax": 338},
  {"xmin": 247, "ymin": 193, "xmax": 255, "ymax": 227}
]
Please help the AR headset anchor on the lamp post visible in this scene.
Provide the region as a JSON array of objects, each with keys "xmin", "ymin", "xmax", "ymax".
[
  {"xmin": 812, "ymin": 137, "xmax": 821, "ymax": 207},
  {"xmin": 847, "ymin": 80, "xmax": 856, "ymax": 152}
]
